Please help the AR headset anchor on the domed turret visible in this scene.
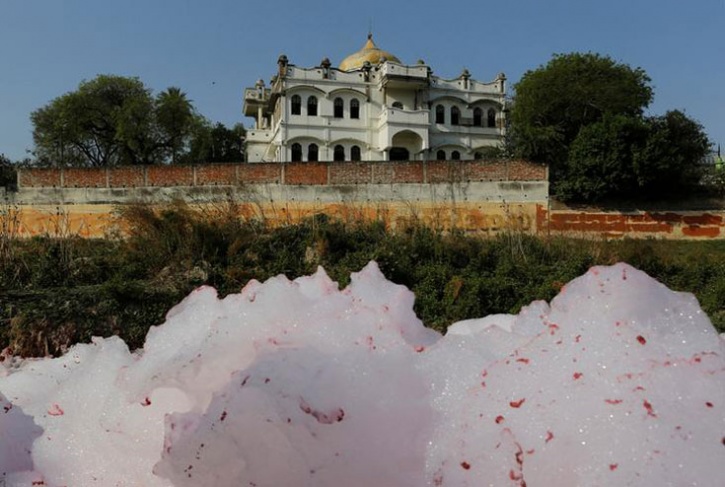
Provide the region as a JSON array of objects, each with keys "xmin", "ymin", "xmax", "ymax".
[{"xmin": 338, "ymin": 34, "xmax": 402, "ymax": 72}]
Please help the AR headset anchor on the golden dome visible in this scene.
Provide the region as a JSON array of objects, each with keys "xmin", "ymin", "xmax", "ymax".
[{"xmin": 338, "ymin": 34, "xmax": 402, "ymax": 71}]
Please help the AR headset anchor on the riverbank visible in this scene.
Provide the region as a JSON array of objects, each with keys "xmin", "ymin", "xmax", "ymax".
[{"xmin": 2, "ymin": 201, "xmax": 724, "ymax": 357}]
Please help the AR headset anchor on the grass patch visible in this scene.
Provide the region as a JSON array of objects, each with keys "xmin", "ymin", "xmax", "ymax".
[{"xmin": 2, "ymin": 201, "xmax": 724, "ymax": 357}]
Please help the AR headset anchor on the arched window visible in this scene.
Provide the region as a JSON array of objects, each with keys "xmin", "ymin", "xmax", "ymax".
[
  {"xmin": 291, "ymin": 95, "xmax": 301, "ymax": 115},
  {"xmin": 487, "ymin": 108, "xmax": 496, "ymax": 128},
  {"xmin": 351, "ymin": 145, "xmax": 361, "ymax": 161},
  {"xmin": 451, "ymin": 106, "xmax": 460, "ymax": 126},
  {"xmin": 436, "ymin": 150, "xmax": 446, "ymax": 161},
  {"xmin": 308, "ymin": 143, "xmax": 318, "ymax": 162},
  {"xmin": 435, "ymin": 105, "xmax": 445, "ymax": 124},
  {"xmin": 451, "ymin": 150, "xmax": 461, "ymax": 160},
  {"xmin": 334, "ymin": 97, "xmax": 344, "ymax": 118},
  {"xmin": 334, "ymin": 145, "xmax": 345, "ymax": 161},
  {"xmin": 291, "ymin": 143, "xmax": 302, "ymax": 162},
  {"xmin": 392, "ymin": 101, "xmax": 403, "ymax": 109},
  {"xmin": 307, "ymin": 96, "xmax": 318, "ymax": 116},
  {"xmin": 473, "ymin": 107, "xmax": 483, "ymax": 126},
  {"xmin": 350, "ymin": 99, "xmax": 360, "ymax": 119}
]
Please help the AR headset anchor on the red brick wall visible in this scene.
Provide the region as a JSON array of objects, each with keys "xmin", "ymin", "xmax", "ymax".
[
  {"xmin": 63, "ymin": 168, "xmax": 107, "ymax": 188},
  {"xmin": 539, "ymin": 208, "xmax": 724, "ymax": 239},
  {"xmin": 372, "ymin": 162, "xmax": 424, "ymax": 184},
  {"xmin": 238, "ymin": 164, "xmax": 281, "ymax": 184},
  {"xmin": 463, "ymin": 161, "xmax": 507, "ymax": 181},
  {"xmin": 285, "ymin": 162, "xmax": 327, "ymax": 185},
  {"xmin": 196, "ymin": 164, "xmax": 237, "ymax": 186},
  {"xmin": 329, "ymin": 162, "xmax": 372, "ymax": 184},
  {"xmin": 426, "ymin": 161, "xmax": 466, "ymax": 183},
  {"xmin": 147, "ymin": 166, "xmax": 194, "ymax": 187},
  {"xmin": 508, "ymin": 160, "xmax": 547, "ymax": 181},
  {"xmin": 18, "ymin": 169, "xmax": 62, "ymax": 188},
  {"xmin": 425, "ymin": 161, "xmax": 543, "ymax": 183},
  {"xmin": 109, "ymin": 167, "xmax": 145, "ymax": 188},
  {"xmin": 17, "ymin": 160, "xmax": 547, "ymax": 189}
]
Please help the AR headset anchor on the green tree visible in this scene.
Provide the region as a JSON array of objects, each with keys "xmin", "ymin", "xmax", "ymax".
[
  {"xmin": 183, "ymin": 122, "xmax": 245, "ymax": 164},
  {"xmin": 156, "ymin": 87, "xmax": 197, "ymax": 164},
  {"xmin": 30, "ymin": 75, "xmax": 212, "ymax": 167},
  {"xmin": 561, "ymin": 111, "xmax": 710, "ymax": 202},
  {"xmin": 115, "ymin": 90, "xmax": 160, "ymax": 165},
  {"xmin": 207, "ymin": 122, "xmax": 245, "ymax": 162},
  {"xmin": 632, "ymin": 110, "xmax": 710, "ymax": 197},
  {"xmin": 0, "ymin": 154, "xmax": 17, "ymax": 189},
  {"xmin": 31, "ymin": 75, "xmax": 157, "ymax": 167},
  {"xmin": 510, "ymin": 53, "xmax": 653, "ymax": 181},
  {"xmin": 560, "ymin": 114, "xmax": 647, "ymax": 202}
]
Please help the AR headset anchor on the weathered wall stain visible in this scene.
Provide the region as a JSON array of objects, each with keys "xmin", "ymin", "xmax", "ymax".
[
  {"xmin": 8, "ymin": 203, "xmax": 723, "ymax": 240},
  {"xmin": 6, "ymin": 161, "xmax": 724, "ymax": 240},
  {"xmin": 538, "ymin": 207, "xmax": 723, "ymax": 239},
  {"xmin": 5, "ymin": 202, "xmax": 538, "ymax": 238}
]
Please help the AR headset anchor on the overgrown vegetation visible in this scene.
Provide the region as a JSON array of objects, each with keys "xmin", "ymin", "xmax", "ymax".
[
  {"xmin": 1, "ymin": 203, "xmax": 724, "ymax": 357},
  {"xmin": 0, "ymin": 154, "xmax": 18, "ymax": 190},
  {"xmin": 509, "ymin": 52, "xmax": 711, "ymax": 203},
  {"xmin": 30, "ymin": 74, "xmax": 244, "ymax": 167}
]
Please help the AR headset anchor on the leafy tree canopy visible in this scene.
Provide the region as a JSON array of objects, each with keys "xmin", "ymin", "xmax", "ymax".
[
  {"xmin": 509, "ymin": 52, "xmax": 710, "ymax": 203},
  {"xmin": 510, "ymin": 53, "xmax": 653, "ymax": 171},
  {"xmin": 30, "ymin": 75, "xmax": 243, "ymax": 167},
  {"xmin": 183, "ymin": 122, "xmax": 246, "ymax": 164},
  {"xmin": 557, "ymin": 114, "xmax": 644, "ymax": 202},
  {"xmin": 32, "ymin": 75, "xmax": 156, "ymax": 166},
  {"xmin": 0, "ymin": 154, "xmax": 17, "ymax": 189},
  {"xmin": 632, "ymin": 110, "xmax": 710, "ymax": 195},
  {"xmin": 559, "ymin": 111, "xmax": 710, "ymax": 202},
  {"xmin": 156, "ymin": 87, "xmax": 197, "ymax": 164}
]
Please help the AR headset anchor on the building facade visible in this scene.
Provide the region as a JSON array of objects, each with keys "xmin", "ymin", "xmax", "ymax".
[{"xmin": 243, "ymin": 35, "xmax": 506, "ymax": 163}]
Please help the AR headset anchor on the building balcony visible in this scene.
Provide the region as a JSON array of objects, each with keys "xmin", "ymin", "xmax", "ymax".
[
  {"xmin": 244, "ymin": 87, "xmax": 271, "ymax": 102},
  {"xmin": 431, "ymin": 123, "xmax": 502, "ymax": 136},
  {"xmin": 243, "ymin": 87, "xmax": 273, "ymax": 117},
  {"xmin": 378, "ymin": 107, "xmax": 430, "ymax": 128},
  {"xmin": 379, "ymin": 63, "xmax": 429, "ymax": 89}
]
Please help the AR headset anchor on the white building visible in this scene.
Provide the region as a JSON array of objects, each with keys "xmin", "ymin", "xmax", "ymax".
[{"xmin": 243, "ymin": 35, "xmax": 506, "ymax": 163}]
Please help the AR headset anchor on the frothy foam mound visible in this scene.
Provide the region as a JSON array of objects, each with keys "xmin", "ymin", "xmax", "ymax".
[{"xmin": 1, "ymin": 263, "xmax": 723, "ymax": 486}]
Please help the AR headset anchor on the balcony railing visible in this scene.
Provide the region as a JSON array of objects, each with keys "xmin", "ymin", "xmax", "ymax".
[{"xmin": 378, "ymin": 107, "xmax": 430, "ymax": 127}]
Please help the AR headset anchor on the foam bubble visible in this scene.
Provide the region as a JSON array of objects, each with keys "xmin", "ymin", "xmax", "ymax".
[{"xmin": 1, "ymin": 263, "xmax": 723, "ymax": 486}]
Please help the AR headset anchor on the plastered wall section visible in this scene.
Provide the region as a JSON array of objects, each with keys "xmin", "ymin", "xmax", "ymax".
[
  {"xmin": 6, "ymin": 184, "xmax": 546, "ymax": 238},
  {"xmin": 9, "ymin": 160, "xmax": 548, "ymax": 238},
  {"xmin": 13, "ymin": 161, "xmax": 725, "ymax": 240},
  {"xmin": 6, "ymin": 201, "xmax": 541, "ymax": 239},
  {"xmin": 9, "ymin": 203, "xmax": 724, "ymax": 240}
]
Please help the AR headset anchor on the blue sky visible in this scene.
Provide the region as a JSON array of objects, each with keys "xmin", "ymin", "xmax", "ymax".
[{"xmin": 1, "ymin": 0, "xmax": 723, "ymax": 161}]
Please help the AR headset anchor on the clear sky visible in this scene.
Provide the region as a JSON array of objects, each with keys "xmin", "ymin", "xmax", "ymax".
[{"xmin": 1, "ymin": 0, "xmax": 723, "ymax": 161}]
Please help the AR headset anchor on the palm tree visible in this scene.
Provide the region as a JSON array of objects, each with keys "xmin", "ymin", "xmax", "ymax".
[{"xmin": 156, "ymin": 87, "xmax": 195, "ymax": 164}]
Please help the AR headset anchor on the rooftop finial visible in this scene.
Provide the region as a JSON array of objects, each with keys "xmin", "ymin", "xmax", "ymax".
[{"xmin": 368, "ymin": 18, "xmax": 373, "ymax": 39}]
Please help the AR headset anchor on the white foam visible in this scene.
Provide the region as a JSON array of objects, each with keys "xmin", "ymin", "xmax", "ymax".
[{"xmin": 1, "ymin": 263, "xmax": 723, "ymax": 486}]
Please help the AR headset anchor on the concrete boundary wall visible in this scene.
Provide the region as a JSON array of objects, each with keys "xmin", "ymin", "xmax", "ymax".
[
  {"xmin": 11, "ymin": 181, "xmax": 549, "ymax": 206},
  {"xmin": 7, "ymin": 201, "xmax": 725, "ymax": 240},
  {"xmin": 8, "ymin": 161, "xmax": 725, "ymax": 239},
  {"xmin": 7, "ymin": 160, "xmax": 551, "ymax": 238},
  {"xmin": 17, "ymin": 160, "xmax": 547, "ymax": 189}
]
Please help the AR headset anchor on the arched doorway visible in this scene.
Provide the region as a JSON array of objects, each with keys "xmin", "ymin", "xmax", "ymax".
[
  {"xmin": 390, "ymin": 131, "xmax": 423, "ymax": 161},
  {"xmin": 389, "ymin": 147, "xmax": 409, "ymax": 161}
]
